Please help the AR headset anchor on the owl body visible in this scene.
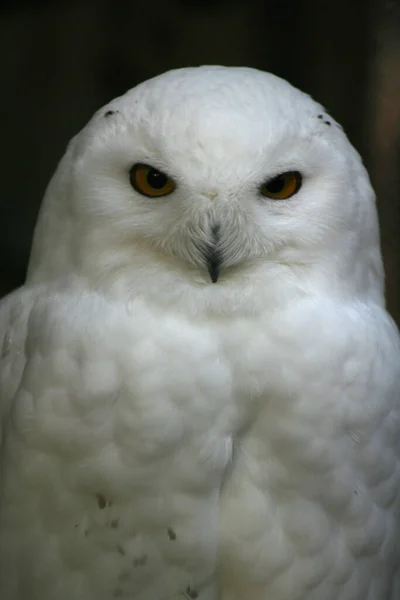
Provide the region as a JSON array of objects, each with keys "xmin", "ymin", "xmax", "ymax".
[{"xmin": 0, "ymin": 66, "xmax": 399, "ymax": 599}]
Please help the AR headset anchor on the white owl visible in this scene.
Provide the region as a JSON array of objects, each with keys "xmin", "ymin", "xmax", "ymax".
[{"xmin": 0, "ymin": 66, "xmax": 399, "ymax": 600}]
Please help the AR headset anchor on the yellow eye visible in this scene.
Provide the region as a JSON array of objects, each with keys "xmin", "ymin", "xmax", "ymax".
[
  {"xmin": 260, "ymin": 171, "xmax": 302, "ymax": 200},
  {"xmin": 129, "ymin": 163, "xmax": 175, "ymax": 198}
]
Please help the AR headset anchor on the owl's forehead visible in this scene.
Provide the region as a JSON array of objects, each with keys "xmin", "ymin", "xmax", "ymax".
[
  {"xmin": 121, "ymin": 67, "xmax": 318, "ymax": 140},
  {"xmin": 99, "ymin": 68, "xmax": 322, "ymax": 152},
  {"xmin": 83, "ymin": 67, "xmax": 337, "ymax": 178}
]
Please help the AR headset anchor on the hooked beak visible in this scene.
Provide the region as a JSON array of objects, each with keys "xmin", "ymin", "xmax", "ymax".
[{"xmin": 204, "ymin": 224, "xmax": 222, "ymax": 283}]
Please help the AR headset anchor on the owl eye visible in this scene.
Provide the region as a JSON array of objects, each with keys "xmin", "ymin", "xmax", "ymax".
[
  {"xmin": 260, "ymin": 171, "xmax": 302, "ymax": 199},
  {"xmin": 129, "ymin": 163, "xmax": 176, "ymax": 198}
]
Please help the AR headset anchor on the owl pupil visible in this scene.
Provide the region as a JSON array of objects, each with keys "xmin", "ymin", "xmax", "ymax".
[
  {"xmin": 147, "ymin": 169, "xmax": 167, "ymax": 189},
  {"xmin": 266, "ymin": 175, "xmax": 285, "ymax": 193}
]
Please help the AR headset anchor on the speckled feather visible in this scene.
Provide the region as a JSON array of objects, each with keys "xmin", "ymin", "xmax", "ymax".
[{"xmin": 0, "ymin": 66, "xmax": 399, "ymax": 600}]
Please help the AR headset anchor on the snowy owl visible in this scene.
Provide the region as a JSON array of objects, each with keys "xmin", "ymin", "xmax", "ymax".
[{"xmin": 0, "ymin": 66, "xmax": 399, "ymax": 600}]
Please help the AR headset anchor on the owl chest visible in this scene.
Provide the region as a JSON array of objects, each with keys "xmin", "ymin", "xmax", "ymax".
[
  {"xmin": 4, "ymin": 317, "xmax": 255, "ymax": 599},
  {"xmin": 96, "ymin": 314, "xmax": 272, "ymax": 466}
]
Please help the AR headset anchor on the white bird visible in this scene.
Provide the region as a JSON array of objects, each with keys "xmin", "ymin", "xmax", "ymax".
[{"xmin": 0, "ymin": 66, "xmax": 399, "ymax": 600}]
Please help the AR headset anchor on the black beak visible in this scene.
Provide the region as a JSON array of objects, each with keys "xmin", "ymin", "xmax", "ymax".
[{"xmin": 205, "ymin": 225, "xmax": 222, "ymax": 283}]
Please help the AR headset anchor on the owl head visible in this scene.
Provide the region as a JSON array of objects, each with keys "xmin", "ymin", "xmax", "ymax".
[{"xmin": 27, "ymin": 66, "xmax": 384, "ymax": 314}]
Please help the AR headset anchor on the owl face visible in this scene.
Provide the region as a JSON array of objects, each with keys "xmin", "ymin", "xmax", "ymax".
[{"xmin": 29, "ymin": 67, "xmax": 383, "ymax": 310}]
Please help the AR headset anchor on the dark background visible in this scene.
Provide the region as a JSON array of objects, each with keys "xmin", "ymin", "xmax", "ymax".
[{"xmin": 1, "ymin": 0, "xmax": 399, "ymax": 321}]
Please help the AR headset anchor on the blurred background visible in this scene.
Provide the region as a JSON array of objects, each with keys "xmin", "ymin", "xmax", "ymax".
[{"xmin": 1, "ymin": 0, "xmax": 399, "ymax": 321}]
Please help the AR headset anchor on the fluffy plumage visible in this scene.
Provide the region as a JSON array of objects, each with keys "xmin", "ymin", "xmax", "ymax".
[{"xmin": 0, "ymin": 66, "xmax": 399, "ymax": 600}]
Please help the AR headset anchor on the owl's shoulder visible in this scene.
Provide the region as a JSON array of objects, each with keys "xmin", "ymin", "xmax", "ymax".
[{"xmin": 0, "ymin": 285, "xmax": 39, "ymax": 423}]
